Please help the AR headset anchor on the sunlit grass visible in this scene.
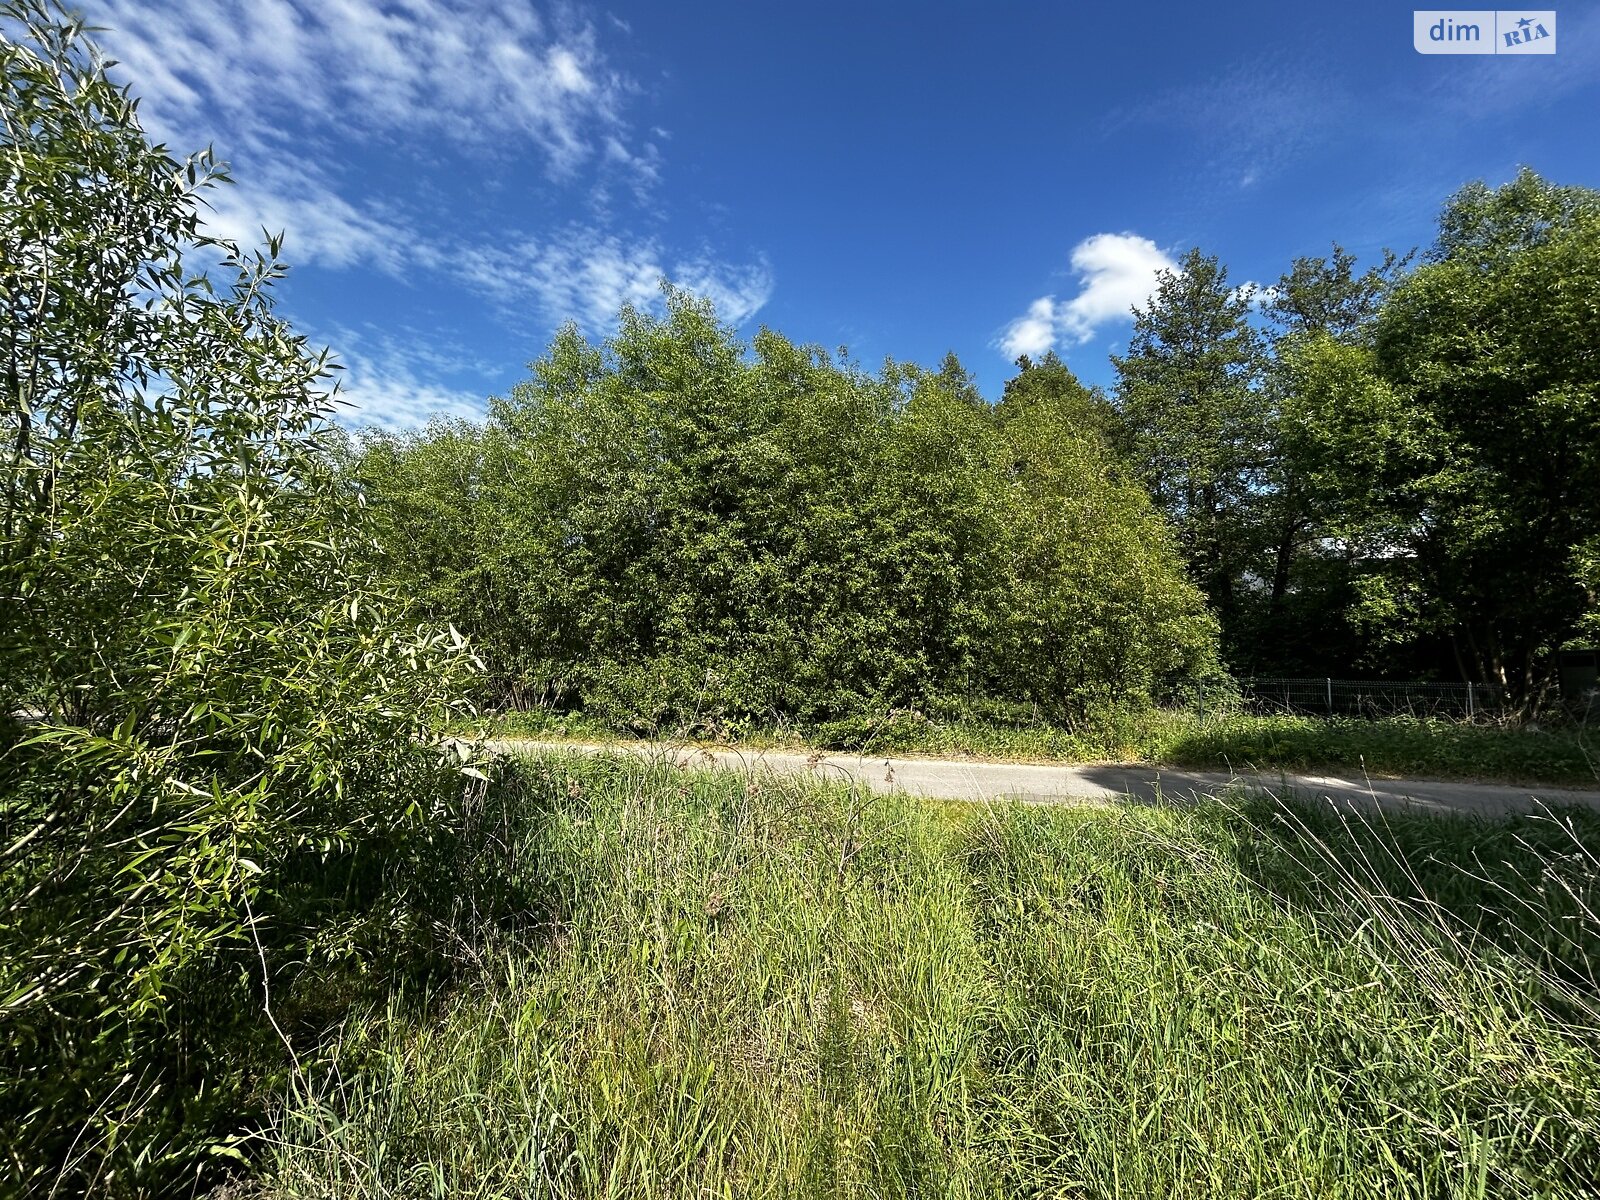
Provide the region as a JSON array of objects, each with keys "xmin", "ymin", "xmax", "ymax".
[
  {"xmin": 260, "ymin": 752, "xmax": 1600, "ymax": 1198},
  {"xmin": 466, "ymin": 707, "xmax": 1600, "ymax": 788},
  {"xmin": 1160, "ymin": 711, "xmax": 1599, "ymax": 786}
]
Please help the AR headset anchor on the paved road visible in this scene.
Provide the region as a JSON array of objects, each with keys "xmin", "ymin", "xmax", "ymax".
[{"xmin": 484, "ymin": 740, "xmax": 1600, "ymax": 819}]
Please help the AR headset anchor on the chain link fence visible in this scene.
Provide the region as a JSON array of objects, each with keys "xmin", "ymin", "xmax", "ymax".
[{"xmin": 1238, "ymin": 677, "xmax": 1509, "ymax": 719}]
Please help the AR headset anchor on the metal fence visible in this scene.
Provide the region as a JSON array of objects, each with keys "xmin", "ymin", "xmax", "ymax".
[{"xmin": 1238, "ymin": 677, "xmax": 1508, "ymax": 719}]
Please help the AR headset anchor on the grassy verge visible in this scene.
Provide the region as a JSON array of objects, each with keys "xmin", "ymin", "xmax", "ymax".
[
  {"xmin": 260, "ymin": 751, "xmax": 1600, "ymax": 1198},
  {"xmin": 466, "ymin": 707, "xmax": 1600, "ymax": 788},
  {"xmin": 1160, "ymin": 712, "xmax": 1599, "ymax": 786}
]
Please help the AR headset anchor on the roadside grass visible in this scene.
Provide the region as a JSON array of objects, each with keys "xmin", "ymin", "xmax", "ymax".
[
  {"xmin": 466, "ymin": 707, "xmax": 1600, "ymax": 788},
  {"xmin": 1161, "ymin": 712, "xmax": 1600, "ymax": 787},
  {"xmin": 259, "ymin": 751, "xmax": 1600, "ymax": 1198}
]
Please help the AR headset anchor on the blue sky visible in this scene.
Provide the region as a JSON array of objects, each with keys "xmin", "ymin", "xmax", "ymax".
[{"xmin": 85, "ymin": 1, "xmax": 1600, "ymax": 426}]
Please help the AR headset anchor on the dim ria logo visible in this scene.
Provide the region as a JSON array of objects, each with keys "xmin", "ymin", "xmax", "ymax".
[{"xmin": 1414, "ymin": 10, "xmax": 1555, "ymax": 53}]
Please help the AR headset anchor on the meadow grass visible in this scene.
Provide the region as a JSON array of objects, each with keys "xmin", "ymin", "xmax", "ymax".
[
  {"xmin": 258, "ymin": 751, "xmax": 1600, "ymax": 1198},
  {"xmin": 470, "ymin": 707, "xmax": 1600, "ymax": 788}
]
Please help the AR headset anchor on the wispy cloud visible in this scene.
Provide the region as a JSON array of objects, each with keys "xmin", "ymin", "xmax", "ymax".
[
  {"xmin": 1420, "ymin": 6, "xmax": 1600, "ymax": 117},
  {"xmin": 453, "ymin": 227, "xmax": 773, "ymax": 330},
  {"xmin": 80, "ymin": 0, "xmax": 774, "ymax": 422},
  {"xmin": 314, "ymin": 230, "xmax": 775, "ymax": 427},
  {"xmin": 999, "ymin": 233, "xmax": 1176, "ymax": 360},
  {"xmin": 320, "ymin": 327, "xmax": 493, "ymax": 430},
  {"xmin": 665, "ymin": 255, "xmax": 775, "ymax": 328},
  {"xmin": 203, "ymin": 183, "xmax": 773, "ymax": 334},
  {"xmin": 1111, "ymin": 56, "xmax": 1343, "ymax": 191},
  {"xmin": 93, "ymin": 0, "xmax": 631, "ymax": 174},
  {"xmin": 197, "ymin": 163, "xmax": 412, "ymax": 273},
  {"xmin": 85, "ymin": 0, "xmax": 656, "ymax": 285}
]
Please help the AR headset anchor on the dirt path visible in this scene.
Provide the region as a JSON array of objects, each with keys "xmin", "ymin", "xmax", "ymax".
[{"xmin": 483, "ymin": 739, "xmax": 1600, "ymax": 819}]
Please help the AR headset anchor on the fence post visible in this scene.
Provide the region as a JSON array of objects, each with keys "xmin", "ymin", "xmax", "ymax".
[
  {"xmin": 1326, "ymin": 678, "xmax": 1333, "ymax": 715},
  {"xmin": 1467, "ymin": 681, "xmax": 1475, "ymax": 720}
]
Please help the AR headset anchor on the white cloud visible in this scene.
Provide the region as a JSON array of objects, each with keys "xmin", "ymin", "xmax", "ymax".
[
  {"xmin": 670, "ymin": 256, "xmax": 775, "ymax": 327},
  {"xmin": 93, "ymin": 0, "xmax": 626, "ymax": 175},
  {"xmin": 999, "ymin": 298, "xmax": 1058, "ymax": 360},
  {"xmin": 333, "ymin": 369, "xmax": 486, "ymax": 430},
  {"xmin": 79, "ymin": 0, "xmax": 773, "ymax": 424},
  {"xmin": 453, "ymin": 227, "xmax": 773, "ymax": 330},
  {"xmin": 1111, "ymin": 59, "xmax": 1341, "ymax": 192},
  {"xmin": 311, "ymin": 229, "xmax": 774, "ymax": 428},
  {"xmin": 1232, "ymin": 281, "xmax": 1272, "ymax": 309},
  {"xmin": 198, "ymin": 176, "xmax": 772, "ymax": 336},
  {"xmin": 85, "ymin": 0, "xmax": 670, "ymax": 281},
  {"xmin": 322, "ymin": 330, "xmax": 490, "ymax": 430},
  {"xmin": 1000, "ymin": 233, "xmax": 1177, "ymax": 359},
  {"xmin": 197, "ymin": 165, "xmax": 411, "ymax": 272},
  {"xmin": 1056, "ymin": 234, "xmax": 1178, "ymax": 341}
]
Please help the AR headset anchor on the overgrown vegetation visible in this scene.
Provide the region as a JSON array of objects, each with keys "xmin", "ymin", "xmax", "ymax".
[
  {"xmin": 1161, "ymin": 713, "xmax": 1600, "ymax": 786},
  {"xmin": 1112, "ymin": 183, "xmax": 1600, "ymax": 702},
  {"xmin": 3, "ymin": 1, "xmax": 1597, "ymax": 1195},
  {"xmin": 341, "ymin": 306, "xmax": 1218, "ymax": 727},
  {"xmin": 260, "ymin": 752, "xmax": 1600, "ymax": 1198},
  {"xmin": 1, "ymin": 5, "xmax": 479, "ymax": 1192},
  {"xmin": 347, "ymin": 173, "xmax": 1600, "ymax": 726},
  {"xmin": 477, "ymin": 707, "xmax": 1600, "ymax": 787}
]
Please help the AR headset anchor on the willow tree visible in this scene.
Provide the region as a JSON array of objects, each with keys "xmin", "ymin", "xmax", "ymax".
[
  {"xmin": 353, "ymin": 297, "xmax": 1218, "ymax": 728},
  {"xmin": 1, "ymin": 3, "xmax": 478, "ymax": 1189}
]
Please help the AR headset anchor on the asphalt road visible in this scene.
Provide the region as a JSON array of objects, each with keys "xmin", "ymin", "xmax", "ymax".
[{"xmin": 485, "ymin": 740, "xmax": 1600, "ymax": 819}]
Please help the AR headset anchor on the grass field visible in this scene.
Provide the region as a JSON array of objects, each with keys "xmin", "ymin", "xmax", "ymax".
[
  {"xmin": 471, "ymin": 708, "xmax": 1600, "ymax": 788},
  {"xmin": 258, "ymin": 751, "xmax": 1600, "ymax": 1198}
]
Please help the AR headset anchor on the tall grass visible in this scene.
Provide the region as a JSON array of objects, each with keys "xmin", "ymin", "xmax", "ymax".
[
  {"xmin": 259, "ymin": 753, "xmax": 1600, "ymax": 1198},
  {"xmin": 477, "ymin": 706, "xmax": 1600, "ymax": 787},
  {"xmin": 1162, "ymin": 713, "xmax": 1600, "ymax": 787}
]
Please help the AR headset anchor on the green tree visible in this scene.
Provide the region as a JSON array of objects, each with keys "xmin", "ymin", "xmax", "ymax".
[
  {"xmin": 1266, "ymin": 243, "xmax": 1407, "ymax": 339},
  {"xmin": 354, "ymin": 299, "xmax": 1216, "ymax": 728},
  {"xmin": 1371, "ymin": 170, "xmax": 1600, "ymax": 701},
  {"xmin": 1432, "ymin": 167, "xmax": 1600, "ymax": 267},
  {"xmin": 0, "ymin": 3, "xmax": 479, "ymax": 1189},
  {"xmin": 991, "ymin": 364, "xmax": 1218, "ymax": 714},
  {"xmin": 1274, "ymin": 333, "xmax": 1431, "ymax": 668},
  {"xmin": 1285, "ymin": 170, "xmax": 1600, "ymax": 703},
  {"xmin": 1250, "ymin": 244, "xmax": 1411, "ymax": 672},
  {"xmin": 995, "ymin": 350, "xmax": 1123, "ymax": 449},
  {"xmin": 933, "ymin": 349, "xmax": 988, "ymax": 411},
  {"xmin": 1111, "ymin": 249, "xmax": 1266, "ymax": 658}
]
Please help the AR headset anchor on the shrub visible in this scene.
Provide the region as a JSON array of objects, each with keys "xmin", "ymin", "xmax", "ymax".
[
  {"xmin": 0, "ymin": 4, "xmax": 480, "ymax": 1191},
  {"xmin": 350, "ymin": 300, "xmax": 1218, "ymax": 727}
]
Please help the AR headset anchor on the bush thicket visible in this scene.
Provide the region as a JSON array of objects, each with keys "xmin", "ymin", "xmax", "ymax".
[
  {"xmin": 347, "ymin": 303, "xmax": 1219, "ymax": 730},
  {"xmin": 0, "ymin": 4, "xmax": 479, "ymax": 1191}
]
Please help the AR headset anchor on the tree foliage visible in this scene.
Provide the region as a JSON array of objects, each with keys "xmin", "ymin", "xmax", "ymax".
[
  {"xmin": 349, "ymin": 300, "xmax": 1217, "ymax": 730},
  {"xmin": 1260, "ymin": 171, "xmax": 1600, "ymax": 700},
  {"xmin": 0, "ymin": 3, "xmax": 479, "ymax": 1189},
  {"xmin": 1105, "ymin": 182, "xmax": 1598, "ymax": 704},
  {"xmin": 1368, "ymin": 171, "xmax": 1598, "ymax": 697},
  {"xmin": 1240, "ymin": 244, "xmax": 1413, "ymax": 674},
  {"xmin": 1111, "ymin": 249, "xmax": 1267, "ymax": 656}
]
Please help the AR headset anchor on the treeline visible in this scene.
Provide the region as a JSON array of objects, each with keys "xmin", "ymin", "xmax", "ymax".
[
  {"xmin": 1111, "ymin": 172, "xmax": 1600, "ymax": 706},
  {"xmin": 341, "ymin": 308, "xmax": 1217, "ymax": 729},
  {"xmin": 3, "ymin": 0, "xmax": 1597, "ymax": 1188},
  {"xmin": 351, "ymin": 168, "xmax": 1600, "ymax": 721}
]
